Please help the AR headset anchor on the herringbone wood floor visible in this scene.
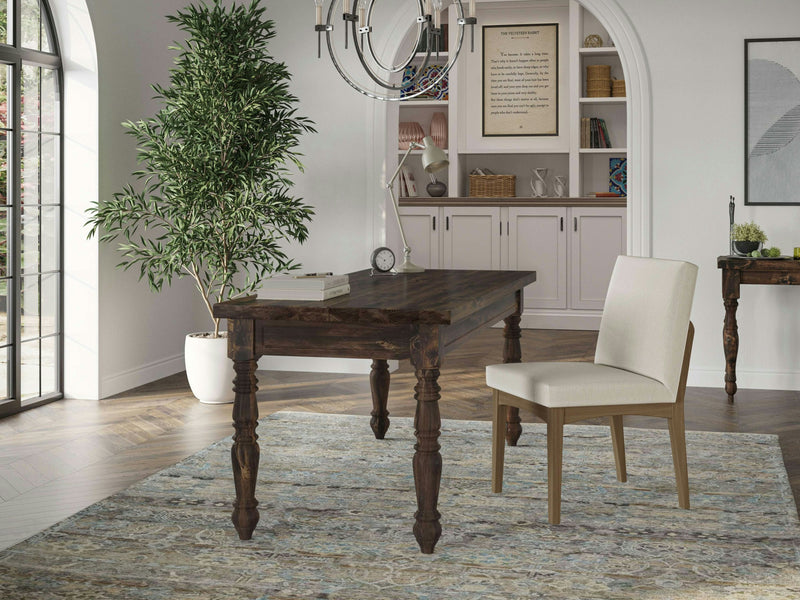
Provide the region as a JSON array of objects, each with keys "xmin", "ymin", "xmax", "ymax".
[{"xmin": 1, "ymin": 328, "xmax": 798, "ymax": 550}]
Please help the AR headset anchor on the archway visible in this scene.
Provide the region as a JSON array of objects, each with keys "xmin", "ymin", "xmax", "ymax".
[{"xmin": 368, "ymin": 0, "xmax": 652, "ymax": 257}]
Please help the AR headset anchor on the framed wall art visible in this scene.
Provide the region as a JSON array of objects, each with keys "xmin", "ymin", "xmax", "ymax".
[
  {"xmin": 745, "ymin": 37, "xmax": 800, "ymax": 205},
  {"xmin": 482, "ymin": 23, "xmax": 558, "ymax": 137}
]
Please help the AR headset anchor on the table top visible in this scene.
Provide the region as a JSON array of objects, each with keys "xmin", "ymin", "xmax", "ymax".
[
  {"xmin": 717, "ymin": 255, "xmax": 800, "ymax": 270},
  {"xmin": 213, "ymin": 269, "xmax": 537, "ymax": 325}
]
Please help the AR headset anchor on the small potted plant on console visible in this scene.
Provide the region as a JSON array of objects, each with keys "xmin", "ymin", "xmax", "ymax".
[{"xmin": 731, "ymin": 221, "xmax": 767, "ymax": 256}]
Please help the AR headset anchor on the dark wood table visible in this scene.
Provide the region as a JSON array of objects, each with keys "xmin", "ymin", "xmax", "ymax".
[
  {"xmin": 213, "ymin": 268, "xmax": 537, "ymax": 554},
  {"xmin": 718, "ymin": 255, "xmax": 800, "ymax": 402}
]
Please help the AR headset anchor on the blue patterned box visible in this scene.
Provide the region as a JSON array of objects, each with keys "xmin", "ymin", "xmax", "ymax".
[{"xmin": 610, "ymin": 157, "xmax": 627, "ymax": 195}]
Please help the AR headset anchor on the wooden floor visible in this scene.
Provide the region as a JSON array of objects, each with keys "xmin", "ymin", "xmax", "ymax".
[{"xmin": 1, "ymin": 327, "xmax": 799, "ymax": 550}]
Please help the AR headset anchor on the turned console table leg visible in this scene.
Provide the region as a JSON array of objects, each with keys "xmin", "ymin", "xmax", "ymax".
[
  {"xmin": 722, "ymin": 269, "xmax": 740, "ymax": 404},
  {"xmin": 723, "ymin": 298, "xmax": 739, "ymax": 403},
  {"xmin": 503, "ymin": 307, "xmax": 523, "ymax": 446},
  {"xmin": 370, "ymin": 359, "xmax": 391, "ymax": 439},
  {"xmin": 410, "ymin": 326, "xmax": 442, "ymax": 554}
]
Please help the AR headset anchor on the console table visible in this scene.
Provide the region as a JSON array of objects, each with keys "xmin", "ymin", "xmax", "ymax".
[
  {"xmin": 213, "ymin": 268, "xmax": 537, "ymax": 554},
  {"xmin": 718, "ymin": 256, "xmax": 800, "ymax": 402}
]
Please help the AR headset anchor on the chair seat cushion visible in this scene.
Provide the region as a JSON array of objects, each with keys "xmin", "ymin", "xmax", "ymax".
[{"xmin": 485, "ymin": 361, "xmax": 673, "ymax": 408}]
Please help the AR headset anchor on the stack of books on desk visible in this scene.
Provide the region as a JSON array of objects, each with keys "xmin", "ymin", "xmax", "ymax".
[{"xmin": 258, "ymin": 273, "xmax": 350, "ymax": 301}]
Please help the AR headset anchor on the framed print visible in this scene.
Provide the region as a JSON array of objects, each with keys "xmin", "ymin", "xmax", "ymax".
[
  {"xmin": 482, "ymin": 23, "xmax": 558, "ymax": 137},
  {"xmin": 745, "ymin": 37, "xmax": 800, "ymax": 205}
]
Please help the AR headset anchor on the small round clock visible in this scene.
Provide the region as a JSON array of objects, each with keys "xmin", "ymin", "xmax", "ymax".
[{"xmin": 370, "ymin": 247, "xmax": 395, "ymax": 273}]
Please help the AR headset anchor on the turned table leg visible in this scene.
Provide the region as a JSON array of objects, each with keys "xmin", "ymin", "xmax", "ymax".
[
  {"xmin": 229, "ymin": 319, "xmax": 260, "ymax": 540},
  {"xmin": 370, "ymin": 359, "xmax": 391, "ymax": 439},
  {"xmin": 231, "ymin": 357, "xmax": 260, "ymax": 539},
  {"xmin": 410, "ymin": 326, "xmax": 442, "ymax": 554},
  {"xmin": 722, "ymin": 269, "xmax": 740, "ymax": 404},
  {"xmin": 503, "ymin": 309, "xmax": 523, "ymax": 446}
]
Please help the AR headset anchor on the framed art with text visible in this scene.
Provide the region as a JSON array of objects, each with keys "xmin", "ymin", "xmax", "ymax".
[
  {"xmin": 482, "ymin": 23, "xmax": 558, "ymax": 137},
  {"xmin": 745, "ymin": 37, "xmax": 800, "ymax": 205}
]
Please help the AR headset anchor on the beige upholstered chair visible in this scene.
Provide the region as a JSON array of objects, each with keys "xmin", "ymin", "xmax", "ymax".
[{"xmin": 486, "ymin": 256, "xmax": 698, "ymax": 524}]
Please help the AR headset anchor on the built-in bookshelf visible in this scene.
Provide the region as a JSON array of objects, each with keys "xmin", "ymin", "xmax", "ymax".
[{"xmin": 385, "ymin": 0, "xmax": 628, "ymax": 201}]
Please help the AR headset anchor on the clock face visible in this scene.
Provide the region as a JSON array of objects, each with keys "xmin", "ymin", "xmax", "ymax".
[{"xmin": 371, "ymin": 247, "xmax": 395, "ymax": 273}]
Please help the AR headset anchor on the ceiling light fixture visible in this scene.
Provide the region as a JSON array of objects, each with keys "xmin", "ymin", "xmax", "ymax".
[{"xmin": 314, "ymin": 0, "xmax": 477, "ymax": 102}]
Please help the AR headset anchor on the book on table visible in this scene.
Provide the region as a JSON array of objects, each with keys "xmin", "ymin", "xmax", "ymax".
[
  {"xmin": 258, "ymin": 283, "xmax": 351, "ymax": 301},
  {"xmin": 261, "ymin": 273, "xmax": 349, "ymax": 290}
]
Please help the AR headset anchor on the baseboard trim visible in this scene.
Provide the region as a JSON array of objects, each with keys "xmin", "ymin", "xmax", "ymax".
[
  {"xmin": 688, "ymin": 367, "xmax": 800, "ymax": 391},
  {"xmin": 100, "ymin": 353, "xmax": 185, "ymax": 399},
  {"xmin": 258, "ymin": 356, "xmax": 400, "ymax": 374},
  {"xmin": 520, "ymin": 309, "xmax": 602, "ymax": 331}
]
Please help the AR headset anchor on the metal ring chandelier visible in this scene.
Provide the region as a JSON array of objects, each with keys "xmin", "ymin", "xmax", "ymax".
[{"xmin": 314, "ymin": 1, "xmax": 478, "ymax": 102}]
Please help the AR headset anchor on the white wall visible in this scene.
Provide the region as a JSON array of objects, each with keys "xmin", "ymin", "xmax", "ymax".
[
  {"xmin": 272, "ymin": 0, "xmax": 800, "ymax": 392},
  {"xmin": 617, "ymin": 0, "xmax": 800, "ymax": 389},
  {"xmin": 265, "ymin": 3, "xmax": 381, "ymax": 274}
]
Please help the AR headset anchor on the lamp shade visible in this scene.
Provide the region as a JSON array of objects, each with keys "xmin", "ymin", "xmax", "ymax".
[{"xmin": 420, "ymin": 136, "xmax": 449, "ymax": 173}]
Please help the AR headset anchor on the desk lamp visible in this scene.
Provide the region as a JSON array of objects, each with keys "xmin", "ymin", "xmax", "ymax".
[{"xmin": 386, "ymin": 136, "xmax": 448, "ymax": 273}]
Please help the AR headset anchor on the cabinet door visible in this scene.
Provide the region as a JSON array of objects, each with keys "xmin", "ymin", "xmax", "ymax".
[
  {"xmin": 442, "ymin": 207, "xmax": 501, "ymax": 270},
  {"xmin": 398, "ymin": 206, "xmax": 440, "ymax": 269},
  {"xmin": 508, "ymin": 207, "xmax": 568, "ymax": 309},
  {"xmin": 569, "ymin": 207, "xmax": 627, "ymax": 310}
]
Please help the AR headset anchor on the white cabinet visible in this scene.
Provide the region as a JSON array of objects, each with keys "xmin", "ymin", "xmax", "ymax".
[
  {"xmin": 508, "ymin": 206, "xmax": 625, "ymax": 313},
  {"xmin": 507, "ymin": 207, "xmax": 568, "ymax": 310},
  {"xmin": 569, "ymin": 206, "xmax": 626, "ymax": 309},
  {"xmin": 442, "ymin": 206, "xmax": 502, "ymax": 270},
  {"xmin": 399, "ymin": 202, "xmax": 626, "ymax": 328},
  {"xmin": 397, "ymin": 205, "xmax": 439, "ymax": 270}
]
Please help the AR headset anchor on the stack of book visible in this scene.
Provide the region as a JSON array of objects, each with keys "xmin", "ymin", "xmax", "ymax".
[
  {"xmin": 398, "ymin": 166, "xmax": 418, "ymax": 197},
  {"xmin": 580, "ymin": 117, "xmax": 613, "ymax": 148},
  {"xmin": 258, "ymin": 273, "xmax": 350, "ymax": 301}
]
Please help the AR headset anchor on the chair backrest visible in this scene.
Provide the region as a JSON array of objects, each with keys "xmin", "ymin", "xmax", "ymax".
[{"xmin": 594, "ymin": 256, "xmax": 698, "ymax": 401}]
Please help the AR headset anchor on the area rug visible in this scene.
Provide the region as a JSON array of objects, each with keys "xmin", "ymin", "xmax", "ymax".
[{"xmin": 1, "ymin": 411, "xmax": 799, "ymax": 599}]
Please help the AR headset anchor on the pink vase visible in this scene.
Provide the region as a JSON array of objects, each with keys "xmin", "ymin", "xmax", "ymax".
[{"xmin": 430, "ymin": 112, "xmax": 447, "ymax": 149}]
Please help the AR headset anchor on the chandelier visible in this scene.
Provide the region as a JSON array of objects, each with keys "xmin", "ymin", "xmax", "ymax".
[{"xmin": 313, "ymin": 1, "xmax": 477, "ymax": 101}]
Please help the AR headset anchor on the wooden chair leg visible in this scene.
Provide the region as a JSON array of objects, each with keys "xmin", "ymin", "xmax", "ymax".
[
  {"xmin": 609, "ymin": 415, "xmax": 627, "ymax": 482},
  {"xmin": 491, "ymin": 389, "xmax": 506, "ymax": 493},
  {"xmin": 668, "ymin": 405, "xmax": 690, "ymax": 509},
  {"xmin": 546, "ymin": 408, "xmax": 565, "ymax": 525}
]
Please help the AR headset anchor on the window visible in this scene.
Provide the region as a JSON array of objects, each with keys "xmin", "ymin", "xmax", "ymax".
[{"xmin": 0, "ymin": 0, "xmax": 62, "ymax": 417}]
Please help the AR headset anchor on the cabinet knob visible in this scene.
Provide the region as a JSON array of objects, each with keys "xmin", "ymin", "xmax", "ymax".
[{"xmin": 574, "ymin": 217, "xmax": 578, "ymax": 232}]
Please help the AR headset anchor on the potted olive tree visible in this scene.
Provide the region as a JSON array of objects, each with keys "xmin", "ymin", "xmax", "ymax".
[{"xmin": 87, "ymin": 0, "xmax": 314, "ymax": 403}]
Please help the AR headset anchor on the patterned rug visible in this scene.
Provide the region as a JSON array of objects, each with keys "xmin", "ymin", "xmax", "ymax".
[{"xmin": 1, "ymin": 411, "xmax": 799, "ymax": 599}]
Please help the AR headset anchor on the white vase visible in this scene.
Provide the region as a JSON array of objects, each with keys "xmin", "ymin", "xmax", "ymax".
[
  {"xmin": 185, "ymin": 333, "xmax": 236, "ymax": 404},
  {"xmin": 530, "ymin": 168, "xmax": 549, "ymax": 197}
]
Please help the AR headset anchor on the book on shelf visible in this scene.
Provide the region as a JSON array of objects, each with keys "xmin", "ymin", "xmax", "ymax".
[
  {"xmin": 258, "ymin": 283, "xmax": 351, "ymax": 301},
  {"xmin": 401, "ymin": 166, "xmax": 418, "ymax": 197},
  {"xmin": 261, "ymin": 273, "xmax": 349, "ymax": 290},
  {"xmin": 590, "ymin": 192, "xmax": 623, "ymax": 197},
  {"xmin": 582, "ymin": 117, "xmax": 612, "ymax": 148},
  {"xmin": 581, "ymin": 117, "xmax": 592, "ymax": 148}
]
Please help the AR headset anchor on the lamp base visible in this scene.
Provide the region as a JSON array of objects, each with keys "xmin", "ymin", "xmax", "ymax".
[{"xmin": 394, "ymin": 258, "xmax": 425, "ymax": 273}]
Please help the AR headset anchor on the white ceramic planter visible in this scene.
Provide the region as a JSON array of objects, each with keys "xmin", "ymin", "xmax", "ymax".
[{"xmin": 185, "ymin": 333, "xmax": 235, "ymax": 404}]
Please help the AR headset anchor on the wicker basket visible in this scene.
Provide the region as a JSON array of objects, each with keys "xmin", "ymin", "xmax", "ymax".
[
  {"xmin": 469, "ymin": 174, "xmax": 516, "ymax": 197},
  {"xmin": 586, "ymin": 64, "xmax": 611, "ymax": 80},
  {"xmin": 612, "ymin": 79, "xmax": 626, "ymax": 97},
  {"xmin": 586, "ymin": 64, "xmax": 611, "ymax": 97}
]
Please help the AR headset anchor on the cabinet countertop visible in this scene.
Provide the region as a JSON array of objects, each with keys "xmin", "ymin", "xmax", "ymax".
[{"xmin": 398, "ymin": 197, "xmax": 627, "ymax": 208}]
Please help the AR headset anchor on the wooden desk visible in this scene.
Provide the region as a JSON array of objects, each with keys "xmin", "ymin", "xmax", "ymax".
[
  {"xmin": 718, "ymin": 256, "xmax": 800, "ymax": 402},
  {"xmin": 213, "ymin": 268, "xmax": 537, "ymax": 554}
]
